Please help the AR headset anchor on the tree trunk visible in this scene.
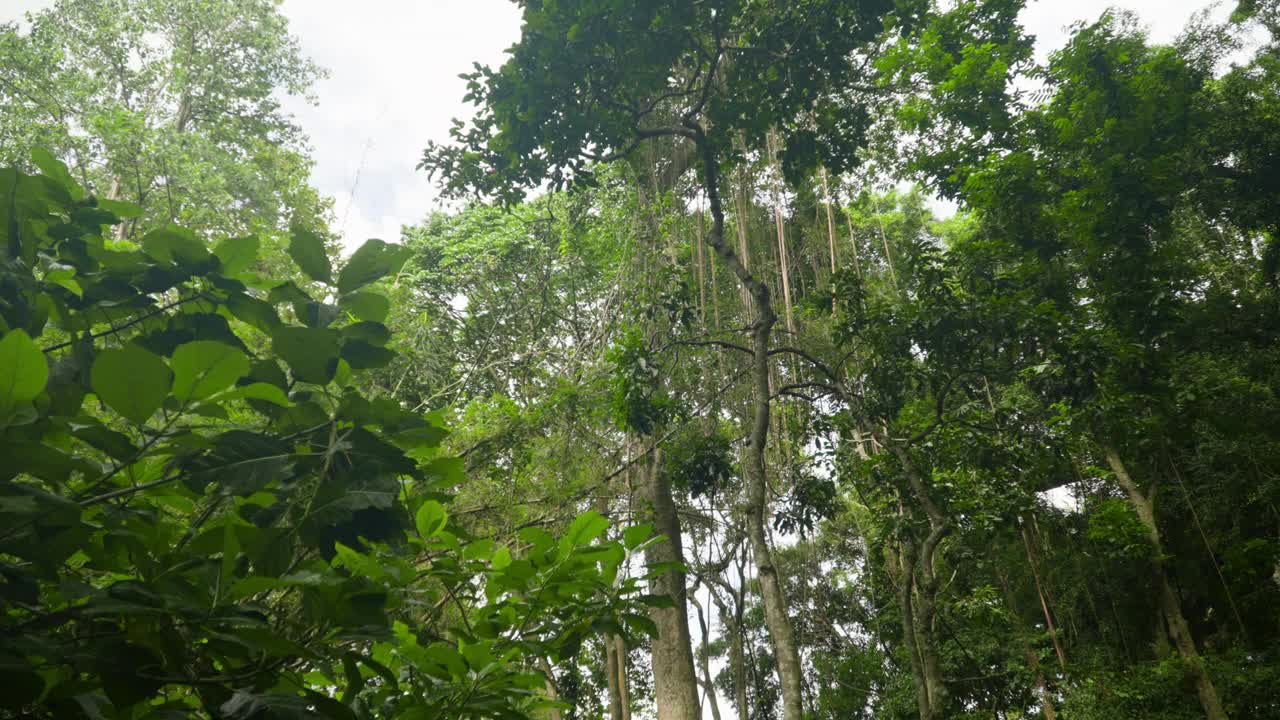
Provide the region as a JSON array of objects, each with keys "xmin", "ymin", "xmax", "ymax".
[
  {"xmin": 844, "ymin": 211, "xmax": 862, "ymax": 279},
  {"xmin": 894, "ymin": 540, "xmax": 933, "ymax": 720},
  {"xmin": 997, "ymin": 569, "xmax": 1058, "ymax": 720},
  {"xmin": 640, "ymin": 448, "xmax": 702, "ymax": 720},
  {"xmin": 1020, "ymin": 520, "xmax": 1067, "ymax": 670},
  {"xmin": 890, "ymin": 445, "xmax": 950, "ymax": 720},
  {"xmin": 538, "ymin": 658, "xmax": 563, "ymax": 720},
  {"xmin": 691, "ymin": 126, "xmax": 805, "ymax": 720},
  {"xmin": 766, "ymin": 131, "xmax": 795, "ymax": 334},
  {"xmin": 696, "ymin": 203, "xmax": 707, "ymax": 327},
  {"xmin": 691, "ymin": 592, "xmax": 723, "ymax": 720},
  {"xmin": 616, "ymin": 635, "xmax": 632, "ymax": 720},
  {"xmin": 821, "ymin": 167, "xmax": 838, "ymax": 276},
  {"xmin": 606, "ymin": 635, "xmax": 626, "ymax": 720},
  {"xmin": 597, "ymin": 491, "xmax": 627, "ymax": 720},
  {"xmin": 1104, "ymin": 446, "xmax": 1228, "ymax": 720}
]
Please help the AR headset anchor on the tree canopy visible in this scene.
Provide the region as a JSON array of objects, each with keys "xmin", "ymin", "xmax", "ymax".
[{"xmin": 4, "ymin": 1, "xmax": 1280, "ymax": 719}]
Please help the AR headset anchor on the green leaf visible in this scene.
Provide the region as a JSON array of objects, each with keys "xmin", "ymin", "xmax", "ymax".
[
  {"xmin": 90, "ymin": 344, "xmax": 171, "ymax": 425},
  {"xmin": 288, "ymin": 224, "xmax": 332, "ymax": 284},
  {"xmin": 0, "ymin": 330, "xmax": 48, "ymax": 420},
  {"xmin": 142, "ymin": 226, "xmax": 209, "ymax": 265},
  {"xmin": 71, "ymin": 420, "xmax": 135, "ymax": 460},
  {"xmin": 423, "ymin": 457, "xmax": 465, "ymax": 489},
  {"xmin": 491, "ymin": 545, "xmax": 512, "ymax": 571},
  {"xmin": 30, "ymin": 147, "xmax": 83, "ymax": 201},
  {"xmin": 171, "ymin": 341, "xmax": 249, "ymax": 403},
  {"xmin": 97, "ymin": 198, "xmax": 143, "ymax": 219},
  {"xmin": 214, "ymin": 235, "xmax": 260, "ymax": 276},
  {"xmin": 272, "ymin": 326, "xmax": 341, "ymax": 385},
  {"xmin": 421, "ymin": 645, "xmax": 468, "ymax": 680},
  {"xmin": 267, "ymin": 281, "xmax": 312, "ymax": 306},
  {"xmin": 340, "ymin": 291, "xmax": 391, "ymax": 323},
  {"xmin": 226, "ymin": 292, "xmax": 281, "ymax": 333},
  {"xmin": 337, "ymin": 239, "xmax": 412, "ymax": 294},
  {"xmin": 561, "ymin": 510, "xmax": 609, "ymax": 553},
  {"xmin": 97, "ymin": 643, "xmax": 163, "ymax": 708},
  {"xmin": 415, "ymin": 500, "xmax": 448, "ymax": 539},
  {"xmin": 333, "ymin": 541, "xmax": 388, "ymax": 581},
  {"xmin": 43, "ymin": 266, "xmax": 82, "ymax": 297},
  {"xmin": 341, "ymin": 653, "xmax": 363, "ymax": 705},
  {"xmin": 340, "ymin": 340, "xmax": 395, "ymax": 370},
  {"xmin": 185, "ymin": 430, "xmax": 291, "ymax": 496},
  {"xmin": 622, "ymin": 523, "xmax": 654, "ymax": 551},
  {"xmin": 342, "ymin": 321, "xmax": 391, "ymax": 347},
  {"xmin": 214, "ymin": 382, "xmax": 290, "ymax": 407}
]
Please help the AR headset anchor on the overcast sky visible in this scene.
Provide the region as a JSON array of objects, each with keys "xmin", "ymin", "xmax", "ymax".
[{"xmin": 1, "ymin": 0, "xmax": 1235, "ymax": 250}]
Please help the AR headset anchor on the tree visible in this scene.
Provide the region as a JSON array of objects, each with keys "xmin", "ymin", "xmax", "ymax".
[
  {"xmin": 421, "ymin": 2, "xmax": 917, "ymax": 717},
  {"xmin": 0, "ymin": 0, "xmax": 332, "ymax": 245},
  {"xmin": 0, "ymin": 152, "xmax": 668, "ymax": 719}
]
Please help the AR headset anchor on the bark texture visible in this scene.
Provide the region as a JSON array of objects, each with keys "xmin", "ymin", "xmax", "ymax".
[{"xmin": 640, "ymin": 448, "xmax": 702, "ymax": 720}]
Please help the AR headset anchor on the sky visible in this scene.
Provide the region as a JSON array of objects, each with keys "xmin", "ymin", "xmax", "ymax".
[{"xmin": 0, "ymin": 0, "xmax": 1239, "ymax": 252}]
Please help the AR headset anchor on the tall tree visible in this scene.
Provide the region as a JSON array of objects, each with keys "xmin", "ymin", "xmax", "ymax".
[
  {"xmin": 0, "ymin": 0, "xmax": 331, "ymax": 241},
  {"xmin": 421, "ymin": 3, "xmax": 905, "ymax": 717}
]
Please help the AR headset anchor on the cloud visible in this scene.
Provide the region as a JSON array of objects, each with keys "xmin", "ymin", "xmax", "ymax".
[{"xmin": 277, "ymin": 0, "xmax": 522, "ymax": 250}]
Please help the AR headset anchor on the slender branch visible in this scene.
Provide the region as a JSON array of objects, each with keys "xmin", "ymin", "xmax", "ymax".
[{"xmin": 42, "ymin": 294, "xmax": 209, "ymax": 353}]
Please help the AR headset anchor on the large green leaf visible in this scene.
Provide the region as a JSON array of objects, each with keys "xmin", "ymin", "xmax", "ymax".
[
  {"xmin": 90, "ymin": 344, "xmax": 171, "ymax": 425},
  {"xmin": 340, "ymin": 291, "xmax": 391, "ymax": 323},
  {"xmin": 337, "ymin": 239, "xmax": 412, "ymax": 294},
  {"xmin": 272, "ymin": 326, "xmax": 340, "ymax": 385},
  {"xmin": 288, "ymin": 224, "xmax": 332, "ymax": 284},
  {"xmin": 415, "ymin": 500, "xmax": 448, "ymax": 539},
  {"xmin": 185, "ymin": 430, "xmax": 291, "ymax": 496},
  {"xmin": 142, "ymin": 226, "xmax": 209, "ymax": 265},
  {"xmin": 171, "ymin": 341, "xmax": 250, "ymax": 403},
  {"xmin": 214, "ymin": 235, "xmax": 260, "ymax": 276},
  {"xmin": 226, "ymin": 292, "xmax": 282, "ymax": 333},
  {"xmin": 340, "ymin": 340, "xmax": 395, "ymax": 370},
  {"xmin": 30, "ymin": 147, "xmax": 83, "ymax": 202},
  {"xmin": 561, "ymin": 510, "xmax": 609, "ymax": 552},
  {"xmin": 0, "ymin": 330, "xmax": 48, "ymax": 420},
  {"xmin": 97, "ymin": 198, "xmax": 143, "ymax": 219}
]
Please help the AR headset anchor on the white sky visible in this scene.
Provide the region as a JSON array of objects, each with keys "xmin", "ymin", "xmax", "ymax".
[{"xmin": 0, "ymin": 0, "xmax": 1236, "ymax": 251}]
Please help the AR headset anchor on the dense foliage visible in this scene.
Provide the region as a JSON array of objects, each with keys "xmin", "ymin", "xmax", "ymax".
[{"xmin": 4, "ymin": 0, "xmax": 1280, "ymax": 719}]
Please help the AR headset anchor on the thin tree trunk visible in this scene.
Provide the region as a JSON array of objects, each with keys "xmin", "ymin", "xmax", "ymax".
[
  {"xmin": 1104, "ymin": 446, "xmax": 1228, "ymax": 720},
  {"xmin": 1020, "ymin": 519, "xmax": 1068, "ymax": 670},
  {"xmin": 767, "ymin": 131, "xmax": 795, "ymax": 334},
  {"xmin": 691, "ymin": 591, "xmax": 723, "ymax": 720},
  {"xmin": 697, "ymin": 202, "xmax": 707, "ymax": 326},
  {"xmin": 616, "ymin": 635, "xmax": 632, "ymax": 720},
  {"xmin": 894, "ymin": 540, "xmax": 933, "ymax": 720},
  {"xmin": 691, "ymin": 125, "xmax": 805, "ymax": 720},
  {"xmin": 709, "ymin": 564, "xmax": 749, "ymax": 720},
  {"xmin": 733, "ymin": 165, "xmax": 754, "ymax": 321},
  {"xmin": 606, "ymin": 636, "xmax": 625, "ymax": 720},
  {"xmin": 844, "ymin": 211, "xmax": 863, "ymax": 279},
  {"xmin": 538, "ymin": 658, "xmax": 563, "ymax": 720},
  {"xmin": 870, "ymin": 192, "xmax": 899, "ymax": 294},
  {"xmin": 596, "ymin": 490, "xmax": 627, "ymax": 720},
  {"xmin": 821, "ymin": 167, "xmax": 837, "ymax": 276},
  {"xmin": 997, "ymin": 568, "xmax": 1059, "ymax": 720}
]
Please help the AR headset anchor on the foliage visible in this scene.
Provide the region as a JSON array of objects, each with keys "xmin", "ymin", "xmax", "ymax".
[
  {"xmin": 0, "ymin": 0, "xmax": 333, "ymax": 250},
  {"xmin": 0, "ymin": 155, "xmax": 660, "ymax": 720}
]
